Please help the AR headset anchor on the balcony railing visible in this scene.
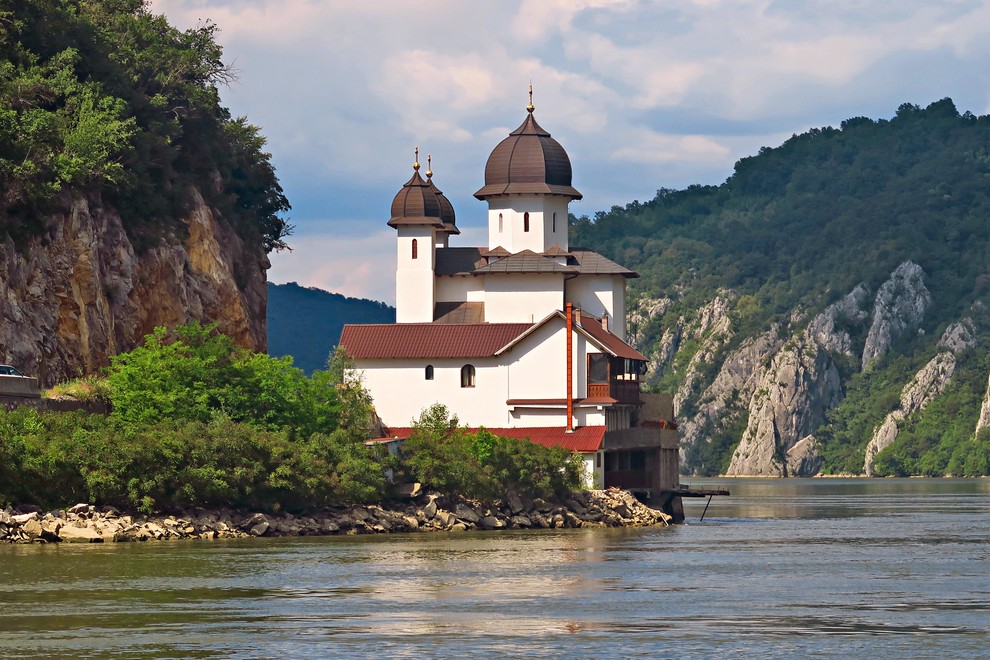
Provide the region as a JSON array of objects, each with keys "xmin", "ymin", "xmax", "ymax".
[{"xmin": 587, "ymin": 380, "xmax": 641, "ymax": 404}]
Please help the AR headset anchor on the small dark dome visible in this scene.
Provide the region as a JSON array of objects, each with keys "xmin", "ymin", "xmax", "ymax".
[
  {"xmin": 388, "ymin": 165, "xmax": 446, "ymax": 229},
  {"xmin": 425, "ymin": 163, "xmax": 458, "ymax": 235},
  {"xmin": 474, "ymin": 110, "xmax": 582, "ymax": 200}
]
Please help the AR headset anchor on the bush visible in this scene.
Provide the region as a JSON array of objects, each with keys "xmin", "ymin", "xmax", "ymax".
[
  {"xmin": 401, "ymin": 404, "xmax": 582, "ymax": 501},
  {"xmin": 0, "ymin": 409, "xmax": 387, "ymax": 513}
]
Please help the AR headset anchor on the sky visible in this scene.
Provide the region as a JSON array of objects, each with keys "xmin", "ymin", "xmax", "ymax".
[{"xmin": 149, "ymin": 0, "xmax": 990, "ymax": 305}]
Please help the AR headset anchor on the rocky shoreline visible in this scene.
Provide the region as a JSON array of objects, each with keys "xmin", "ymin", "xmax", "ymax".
[{"xmin": 0, "ymin": 488, "xmax": 671, "ymax": 544}]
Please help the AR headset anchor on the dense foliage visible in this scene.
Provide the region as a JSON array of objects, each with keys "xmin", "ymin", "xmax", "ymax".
[
  {"xmin": 0, "ymin": 0, "xmax": 290, "ymax": 251},
  {"xmin": 401, "ymin": 404, "xmax": 583, "ymax": 501},
  {"xmin": 268, "ymin": 282, "xmax": 395, "ymax": 374},
  {"xmin": 1, "ymin": 327, "xmax": 584, "ymax": 511},
  {"xmin": 0, "ymin": 410, "xmax": 387, "ymax": 513},
  {"xmin": 570, "ymin": 99, "xmax": 990, "ymax": 475}
]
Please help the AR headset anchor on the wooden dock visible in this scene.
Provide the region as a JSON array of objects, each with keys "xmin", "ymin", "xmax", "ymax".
[{"xmin": 654, "ymin": 485, "xmax": 730, "ymax": 523}]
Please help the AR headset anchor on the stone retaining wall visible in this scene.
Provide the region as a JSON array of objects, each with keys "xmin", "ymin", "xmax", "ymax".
[{"xmin": 1, "ymin": 488, "xmax": 671, "ymax": 544}]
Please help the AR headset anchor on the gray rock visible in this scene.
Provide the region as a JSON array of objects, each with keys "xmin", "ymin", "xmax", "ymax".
[
  {"xmin": 506, "ymin": 491, "xmax": 525, "ymax": 515},
  {"xmin": 478, "ymin": 516, "xmax": 505, "ymax": 530},
  {"xmin": 786, "ymin": 435, "xmax": 824, "ymax": 477},
  {"xmin": 510, "ymin": 515, "xmax": 532, "ymax": 527},
  {"xmin": 59, "ymin": 525, "xmax": 103, "ymax": 543},
  {"xmin": 423, "ymin": 499, "xmax": 437, "ymax": 519},
  {"xmin": 864, "ymin": 351, "xmax": 957, "ymax": 475},
  {"xmin": 862, "ymin": 262, "xmax": 932, "ymax": 371},
  {"xmin": 249, "ymin": 521, "xmax": 270, "ymax": 537},
  {"xmin": 453, "ymin": 503, "xmax": 480, "ymax": 523}
]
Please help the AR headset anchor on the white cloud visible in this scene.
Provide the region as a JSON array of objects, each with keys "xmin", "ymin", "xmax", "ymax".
[
  {"xmin": 611, "ymin": 131, "xmax": 732, "ymax": 164},
  {"xmin": 146, "ymin": 0, "xmax": 990, "ymax": 295}
]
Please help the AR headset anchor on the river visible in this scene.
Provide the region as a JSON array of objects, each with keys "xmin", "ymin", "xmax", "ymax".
[{"xmin": 2, "ymin": 478, "xmax": 988, "ymax": 658}]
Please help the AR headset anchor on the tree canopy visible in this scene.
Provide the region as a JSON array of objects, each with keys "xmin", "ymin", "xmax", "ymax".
[{"xmin": 0, "ymin": 0, "xmax": 291, "ymax": 251}]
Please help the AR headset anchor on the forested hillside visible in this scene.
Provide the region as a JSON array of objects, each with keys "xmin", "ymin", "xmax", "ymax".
[
  {"xmin": 0, "ymin": 1, "xmax": 289, "ymax": 384},
  {"xmin": 267, "ymin": 282, "xmax": 394, "ymax": 374},
  {"xmin": 572, "ymin": 99, "xmax": 990, "ymax": 477}
]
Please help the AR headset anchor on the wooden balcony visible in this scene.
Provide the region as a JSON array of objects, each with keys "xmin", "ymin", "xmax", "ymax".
[{"xmin": 587, "ymin": 380, "xmax": 641, "ymax": 404}]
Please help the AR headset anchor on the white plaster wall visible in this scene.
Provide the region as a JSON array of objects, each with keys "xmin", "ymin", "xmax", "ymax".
[
  {"xmin": 395, "ymin": 226, "xmax": 435, "ymax": 323},
  {"xmin": 486, "ymin": 196, "xmax": 570, "ymax": 253},
  {"xmin": 435, "ymin": 276, "xmax": 484, "ymax": 304},
  {"xmin": 581, "ymin": 453, "xmax": 603, "ymax": 489},
  {"xmin": 566, "ymin": 275, "xmax": 628, "ymax": 340},
  {"xmin": 485, "ymin": 274, "xmax": 563, "ymax": 323},
  {"xmin": 506, "ymin": 322, "xmax": 567, "ymax": 401},
  {"xmin": 356, "ymin": 357, "xmax": 511, "ymax": 428}
]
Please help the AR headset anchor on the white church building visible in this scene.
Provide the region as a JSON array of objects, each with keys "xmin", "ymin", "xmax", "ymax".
[{"xmin": 339, "ymin": 95, "xmax": 678, "ymax": 493}]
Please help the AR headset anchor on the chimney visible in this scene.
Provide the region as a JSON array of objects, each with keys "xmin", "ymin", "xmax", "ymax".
[
  {"xmin": 601, "ymin": 311, "xmax": 609, "ymax": 331},
  {"xmin": 565, "ymin": 303, "xmax": 574, "ymax": 433}
]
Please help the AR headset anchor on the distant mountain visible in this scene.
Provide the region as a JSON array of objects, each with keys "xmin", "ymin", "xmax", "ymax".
[
  {"xmin": 571, "ymin": 98, "xmax": 990, "ymax": 477},
  {"xmin": 267, "ymin": 282, "xmax": 394, "ymax": 373}
]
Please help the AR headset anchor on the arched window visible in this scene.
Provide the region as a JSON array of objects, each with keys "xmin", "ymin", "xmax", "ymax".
[
  {"xmin": 552, "ymin": 212, "xmax": 557, "ymax": 233},
  {"xmin": 498, "ymin": 213, "xmax": 503, "ymax": 232},
  {"xmin": 425, "ymin": 365, "xmax": 434, "ymax": 380},
  {"xmin": 411, "ymin": 238, "xmax": 418, "ymax": 260},
  {"xmin": 460, "ymin": 364, "xmax": 476, "ymax": 388},
  {"xmin": 523, "ymin": 212, "xmax": 530, "ymax": 232}
]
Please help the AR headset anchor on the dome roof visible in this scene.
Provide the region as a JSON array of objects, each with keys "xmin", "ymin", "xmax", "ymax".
[
  {"xmin": 426, "ymin": 161, "xmax": 459, "ymax": 235},
  {"xmin": 474, "ymin": 107, "xmax": 582, "ymax": 201},
  {"xmin": 388, "ymin": 159, "xmax": 446, "ymax": 229}
]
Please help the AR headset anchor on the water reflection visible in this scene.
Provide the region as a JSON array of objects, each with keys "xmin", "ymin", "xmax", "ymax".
[{"xmin": 2, "ymin": 479, "xmax": 988, "ymax": 657}]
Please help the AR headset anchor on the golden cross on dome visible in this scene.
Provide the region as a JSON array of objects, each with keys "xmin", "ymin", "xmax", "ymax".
[
  {"xmin": 527, "ymin": 80, "xmax": 534, "ymax": 113},
  {"xmin": 413, "ymin": 146, "xmax": 420, "ymax": 171},
  {"xmin": 426, "ymin": 153, "xmax": 433, "ymax": 179}
]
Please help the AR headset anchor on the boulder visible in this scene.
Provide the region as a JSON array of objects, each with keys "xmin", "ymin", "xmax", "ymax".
[
  {"xmin": 59, "ymin": 525, "xmax": 103, "ymax": 543},
  {"xmin": 453, "ymin": 503, "xmax": 480, "ymax": 523}
]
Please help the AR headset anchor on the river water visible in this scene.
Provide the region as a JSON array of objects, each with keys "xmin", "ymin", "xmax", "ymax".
[{"xmin": 2, "ymin": 478, "xmax": 988, "ymax": 658}]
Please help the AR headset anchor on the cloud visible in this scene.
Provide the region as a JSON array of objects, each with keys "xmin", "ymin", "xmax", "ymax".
[
  {"xmin": 146, "ymin": 0, "xmax": 990, "ymax": 296},
  {"xmin": 611, "ymin": 132, "xmax": 732, "ymax": 164}
]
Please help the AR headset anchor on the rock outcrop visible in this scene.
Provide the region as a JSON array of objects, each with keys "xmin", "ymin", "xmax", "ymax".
[
  {"xmin": 861, "ymin": 261, "xmax": 931, "ymax": 371},
  {"xmin": 672, "ymin": 294, "xmax": 735, "ymax": 412},
  {"xmin": 726, "ymin": 327, "xmax": 843, "ymax": 476},
  {"xmin": 861, "ymin": 320, "xmax": 976, "ymax": 475},
  {"xmin": 0, "ymin": 190, "xmax": 268, "ymax": 386},
  {"xmin": 0, "ymin": 489, "xmax": 671, "ymax": 543}
]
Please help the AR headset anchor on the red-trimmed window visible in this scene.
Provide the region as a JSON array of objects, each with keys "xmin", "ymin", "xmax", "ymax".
[{"xmin": 411, "ymin": 239, "xmax": 418, "ymax": 259}]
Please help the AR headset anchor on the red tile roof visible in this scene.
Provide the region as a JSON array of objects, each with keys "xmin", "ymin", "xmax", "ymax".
[
  {"xmin": 578, "ymin": 313, "xmax": 648, "ymax": 361},
  {"xmin": 339, "ymin": 323, "xmax": 532, "ymax": 359},
  {"xmin": 378, "ymin": 426, "xmax": 606, "ymax": 453}
]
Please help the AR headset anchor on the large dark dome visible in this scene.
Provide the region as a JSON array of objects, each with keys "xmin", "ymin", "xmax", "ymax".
[
  {"xmin": 474, "ymin": 110, "xmax": 582, "ymax": 200},
  {"xmin": 388, "ymin": 164, "xmax": 446, "ymax": 229}
]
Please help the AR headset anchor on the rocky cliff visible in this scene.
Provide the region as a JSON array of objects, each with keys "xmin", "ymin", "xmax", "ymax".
[
  {"xmin": 0, "ymin": 190, "xmax": 268, "ymax": 387},
  {"xmin": 637, "ymin": 260, "xmax": 989, "ymax": 476}
]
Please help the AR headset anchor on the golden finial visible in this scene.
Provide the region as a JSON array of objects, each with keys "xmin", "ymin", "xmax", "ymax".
[
  {"xmin": 527, "ymin": 80, "xmax": 534, "ymax": 113},
  {"xmin": 413, "ymin": 146, "xmax": 420, "ymax": 171},
  {"xmin": 426, "ymin": 153, "xmax": 433, "ymax": 179}
]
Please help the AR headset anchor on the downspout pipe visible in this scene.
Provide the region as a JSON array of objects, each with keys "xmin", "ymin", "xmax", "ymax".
[{"xmin": 566, "ymin": 302, "xmax": 574, "ymax": 433}]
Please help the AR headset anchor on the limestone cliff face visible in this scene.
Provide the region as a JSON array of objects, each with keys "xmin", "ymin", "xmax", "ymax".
[
  {"xmin": 978, "ymin": 371, "xmax": 990, "ymax": 437},
  {"xmin": 0, "ymin": 190, "xmax": 268, "ymax": 386},
  {"xmin": 862, "ymin": 320, "xmax": 976, "ymax": 475},
  {"xmin": 861, "ymin": 261, "xmax": 931, "ymax": 371},
  {"xmin": 725, "ymin": 324, "xmax": 843, "ymax": 476},
  {"xmin": 649, "ymin": 260, "xmax": 961, "ymax": 476}
]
